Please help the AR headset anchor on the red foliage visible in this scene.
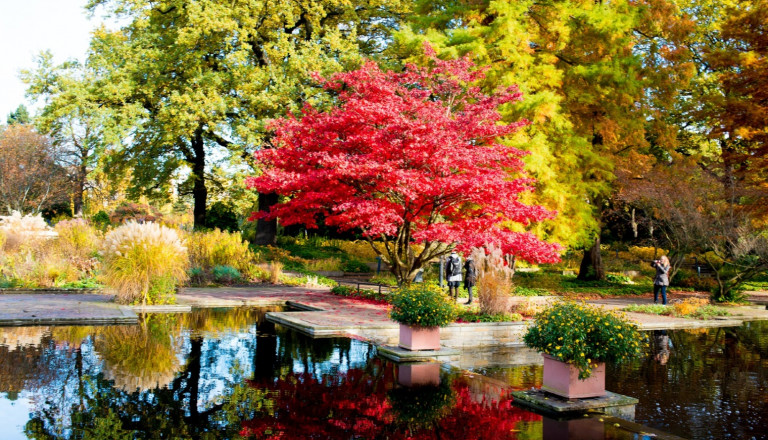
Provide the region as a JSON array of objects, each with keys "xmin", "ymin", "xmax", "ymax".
[
  {"xmin": 239, "ymin": 362, "xmax": 541, "ymax": 439},
  {"xmin": 248, "ymin": 45, "xmax": 561, "ymax": 264}
]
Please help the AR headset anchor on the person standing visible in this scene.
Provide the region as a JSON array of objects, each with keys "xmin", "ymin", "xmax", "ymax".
[
  {"xmin": 651, "ymin": 255, "xmax": 671, "ymax": 305},
  {"xmin": 445, "ymin": 251, "xmax": 463, "ymax": 301},
  {"xmin": 464, "ymin": 256, "xmax": 477, "ymax": 305}
]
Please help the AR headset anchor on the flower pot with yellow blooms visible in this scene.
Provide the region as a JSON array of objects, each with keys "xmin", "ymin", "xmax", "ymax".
[
  {"xmin": 523, "ymin": 302, "xmax": 646, "ymax": 399},
  {"xmin": 389, "ymin": 283, "xmax": 458, "ymax": 351}
]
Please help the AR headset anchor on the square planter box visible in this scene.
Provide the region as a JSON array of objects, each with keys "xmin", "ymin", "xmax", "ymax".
[
  {"xmin": 398, "ymin": 324, "xmax": 440, "ymax": 351},
  {"xmin": 541, "ymin": 354, "xmax": 606, "ymax": 399}
]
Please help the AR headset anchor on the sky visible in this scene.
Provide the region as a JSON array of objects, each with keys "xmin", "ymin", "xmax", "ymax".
[{"xmin": 0, "ymin": 0, "xmax": 102, "ymax": 121}]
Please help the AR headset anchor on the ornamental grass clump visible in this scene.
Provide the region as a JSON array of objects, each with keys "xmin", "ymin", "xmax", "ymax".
[
  {"xmin": 101, "ymin": 221, "xmax": 188, "ymax": 305},
  {"xmin": 524, "ymin": 302, "xmax": 646, "ymax": 379},
  {"xmin": 389, "ymin": 284, "xmax": 458, "ymax": 328}
]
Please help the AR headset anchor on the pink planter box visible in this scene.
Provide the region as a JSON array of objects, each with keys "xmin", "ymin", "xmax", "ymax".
[
  {"xmin": 541, "ymin": 354, "xmax": 606, "ymax": 399},
  {"xmin": 398, "ymin": 362, "xmax": 441, "ymax": 386},
  {"xmin": 398, "ymin": 324, "xmax": 441, "ymax": 351}
]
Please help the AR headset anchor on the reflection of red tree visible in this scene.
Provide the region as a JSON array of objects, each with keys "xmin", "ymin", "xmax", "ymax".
[{"xmin": 239, "ymin": 361, "xmax": 540, "ymax": 439}]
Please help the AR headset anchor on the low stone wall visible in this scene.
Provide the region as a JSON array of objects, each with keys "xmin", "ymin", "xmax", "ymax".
[
  {"xmin": 439, "ymin": 321, "xmax": 530, "ymax": 348},
  {"xmin": 347, "ymin": 321, "xmax": 531, "ymax": 351}
]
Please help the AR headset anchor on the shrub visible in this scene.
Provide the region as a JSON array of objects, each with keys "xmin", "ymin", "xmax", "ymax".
[
  {"xmin": 623, "ymin": 304, "xmax": 669, "ymax": 315},
  {"xmin": 369, "ymin": 273, "xmax": 399, "ymax": 287},
  {"xmin": 470, "ymin": 246, "xmax": 514, "ymax": 315},
  {"xmin": 305, "ymin": 257, "xmax": 343, "ymax": 272},
  {"xmin": 109, "ymin": 202, "xmax": 162, "ymax": 224},
  {"xmin": 671, "ymin": 297, "xmax": 710, "ymax": 317},
  {"xmin": 91, "ymin": 210, "xmax": 111, "ymax": 229},
  {"xmin": 330, "ymin": 284, "xmax": 389, "ymax": 303},
  {"xmin": 340, "ymin": 258, "xmax": 371, "ymax": 273},
  {"xmin": 524, "ymin": 302, "xmax": 646, "ymax": 379},
  {"xmin": 186, "ymin": 228, "xmax": 255, "ymax": 274},
  {"xmin": 55, "ymin": 219, "xmax": 100, "ymax": 259},
  {"xmin": 101, "ymin": 222, "xmax": 188, "ymax": 305},
  {"xmin": 204, "ymin": 201, "xmax": 239, "ymax": 232},
  {"xmin": 188, "ymin": 267, "xmax": 205, "ymax": 285},
  {"xmin": 456, "ymin": 309, "xmax": 523, "ymax": 323},
  {"xmin": 389, "ymin": 283, "xmax": 458, "ymax": 328},
  {"xmin": 212, "ymin": 265, "xmax": 242, "ymax": 284},
  {"xmin": 605, "ymin": 273, "xmax": 632, "ymax": 284}
]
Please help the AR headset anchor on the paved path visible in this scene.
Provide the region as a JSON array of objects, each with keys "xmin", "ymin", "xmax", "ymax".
[
  {"xmin": 2, "ymin": 287, "xmax": 768, "ymax": 334},
  {"xmin": 0, "ymin": 294, "xmax": 137, "ymax": 326},
  {"xmin": 176, "ymin": 286, "xmax": 397, "ymax": 338}
]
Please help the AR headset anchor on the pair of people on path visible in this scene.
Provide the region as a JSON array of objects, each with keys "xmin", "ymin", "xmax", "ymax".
[
  {"xmin": 651, "ymin": 255, "xmax": 671, "ymax": 305},
  {"xmin": 445, "ymin": 251, "xmax": 476, "ymax": 304}
]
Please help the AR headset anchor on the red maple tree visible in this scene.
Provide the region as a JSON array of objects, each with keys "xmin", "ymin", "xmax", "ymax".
[{"xmin": 248, "ymin": 45, "xmax": 561, "ymax": 283}]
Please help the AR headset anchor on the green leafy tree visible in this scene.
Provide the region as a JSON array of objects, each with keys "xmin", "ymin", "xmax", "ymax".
[
  {"xmin": 23, "ymin": 52, "xmax": 130, "ymax": 215},
  {"xmin": 79, "ymin": 0, "xmax": 408, "ymax": 233},
  {"xmin": 6, "ymin": 104, "xmax": 31, "ymax": 125},
  {"xmin": 392, "ymin": 0, "xmax": 691, "ymax": 279}
]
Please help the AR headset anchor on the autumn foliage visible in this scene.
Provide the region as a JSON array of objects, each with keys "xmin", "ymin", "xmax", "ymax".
[{"xmin": 248, "ymin": 46, "xmax": 561, "ymax": 283}]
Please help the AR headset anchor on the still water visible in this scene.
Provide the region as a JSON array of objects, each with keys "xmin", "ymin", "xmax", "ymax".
[
  {"xmin": 0, "ymin": 308, "xmax": 544, "ymax": 439},
  {"xmin": 0, "ymin": 308, "xmax": 766, "ymax": 439},
  {"xmin": 473, "ymin": 321, "xmax": 768, "ymax": 440}
]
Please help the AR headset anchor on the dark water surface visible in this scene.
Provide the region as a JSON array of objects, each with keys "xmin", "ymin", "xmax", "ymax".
[
  {"xmin": 2, "ymin": 308, "xmax": 766, "ymax": 439},
  {"xmin": 473, "ymin": 322, "xmax": 768, "ymax": 440},
  {"xmin": 0, "ymin": 308, "xmax": 545, "ymax": 440}
]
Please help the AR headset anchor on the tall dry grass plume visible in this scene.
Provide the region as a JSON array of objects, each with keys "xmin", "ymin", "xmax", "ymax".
[
  {"xmin": 470, "ymin": 246, "xmax": 515, "ymax": 315},
  {"xmin": 268, "ymin": 261, "xmax": 283, "ymax": 284},
  {"xmin": 0, "ymin": 211, "xmax": 50, "ymax": 251},
  {"xmin": 101, "ymin": 222, "xmax": 188, "ymax": 305}
]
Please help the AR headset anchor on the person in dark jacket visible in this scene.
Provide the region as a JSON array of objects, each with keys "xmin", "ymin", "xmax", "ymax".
[
  {"xmin": 464, "ymin": 257, "xmax": 477, "ymax": 305},
  {"xmin": 651, "ymin": 255, "xmax": 671, "ymax": 305},
  {"xmin": 445, "ymin": 251, "xmax": 462, "ymax": 301}
]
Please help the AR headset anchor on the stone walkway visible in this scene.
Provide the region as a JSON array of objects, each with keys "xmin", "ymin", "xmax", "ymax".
[
  {"xmin": 1, "ymin": 287, "xmax": 767, "ymax": 335},
  {"xmin": 0, "ymin": 293, "xmax": 137, "ymax": 326}
]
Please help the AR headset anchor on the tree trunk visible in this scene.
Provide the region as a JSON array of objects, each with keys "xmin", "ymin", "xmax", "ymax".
[
  {"xmin": 254, "ymin": 192, "xmax": 278, "ymax": 245},
  {"xmin": 191, "ymin": 130, "xmax": 207, "ymax": 229},
  {"xmin": 577, "ymin": 235, "xmax": 605, "ymax": 281},
  {"xmin": 73, "ymin": 162, "xmax": 87, "ymax": 216}
]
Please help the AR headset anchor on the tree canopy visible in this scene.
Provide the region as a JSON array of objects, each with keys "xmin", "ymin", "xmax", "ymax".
[{"xmin": 247, "ymin": 47, "xmax": 562, "ymax": 283}]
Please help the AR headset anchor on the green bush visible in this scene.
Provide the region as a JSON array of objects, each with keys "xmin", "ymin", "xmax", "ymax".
[
  {"xmin": 605, "ymin": 273, "xmax": 632, "ymax": 284},
  {"xmin": 330, "ymin": 284, "xmax": 389, "ymax": 302},
  {"xmin": 512, "ymin": 286, "xmax": 549, "ymax": 296},
  {"xmin": 524, "ymin": 302, "xmax": 646, "ymax": 379},
  {"xmin": 212, "ymin": 265, "xmax": 242, "ymax": 283},
  {"xmin": 389, "ymin": 283, "xmax": 458, "ymax": 328},
  {"xmin": 91, "ymin": 211, "xmax": 111, "ymax": 230},
  {"xmin": 623, "ymin": 304, "xmax": 669, "ymax": 315},
  {"xmin": 457, "ymin": 309, "xmax": 523, "ymax": 323}
]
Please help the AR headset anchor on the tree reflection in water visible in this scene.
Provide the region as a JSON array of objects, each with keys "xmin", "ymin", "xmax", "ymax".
[{"xmin": 0, "ymin": 308, "xmax": 541, "ymax": 439}]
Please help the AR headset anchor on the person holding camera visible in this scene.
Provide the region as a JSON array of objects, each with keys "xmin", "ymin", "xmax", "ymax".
[{"xmin": 651, "ymin": 255, "xmax": 671, "ymax": 305}]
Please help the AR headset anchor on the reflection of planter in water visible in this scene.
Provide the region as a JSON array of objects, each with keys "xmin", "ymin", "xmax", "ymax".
[
  {"xmin": 398, "ymin": 362, "xmax": 440, "ymax": 387},
  {"xmin": 542, "ymin": 354, "xmax": 606, "ymax": 399},
  {"xmin": 399, "ymin": 324, "xmax": 440, "ymax": 351}
]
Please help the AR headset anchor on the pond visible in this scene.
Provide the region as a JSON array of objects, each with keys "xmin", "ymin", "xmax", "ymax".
[
  {"xmin": 472, "ymin": 321, "xmax": 768, "ymax": 440},
  {"xmin": 0, "ymin": 309, "xmax": 766, "ymax": 439}
]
